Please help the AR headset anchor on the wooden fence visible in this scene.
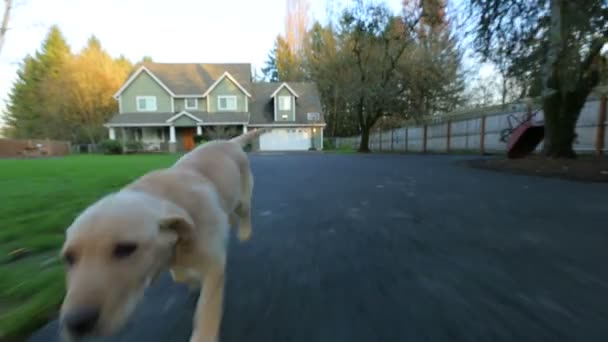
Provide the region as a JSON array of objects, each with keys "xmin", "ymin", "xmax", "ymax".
[
  {"xmin": 0, "ymin": 138, "xmax": 71, "ymax": 158},
  {"xmin": 334, "ymin": 93, "xmax": 608, "ymax": 155}
]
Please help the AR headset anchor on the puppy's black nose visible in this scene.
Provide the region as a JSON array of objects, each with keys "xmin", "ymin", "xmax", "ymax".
[{"xmin": 63, "ymin": 306, "xmax": 100, "ymax": 336}]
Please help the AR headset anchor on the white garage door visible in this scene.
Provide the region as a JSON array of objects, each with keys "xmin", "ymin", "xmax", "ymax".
[{"xmin": 260, "ymin": 128, "xmax": 311, "ymax": 151}]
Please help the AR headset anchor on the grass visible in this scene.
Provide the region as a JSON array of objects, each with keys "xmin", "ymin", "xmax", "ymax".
[
  {"xmin": 0, "ymin": 154, "xmax": 180, "ymax": 341},
  {"xmin": 323, "ymin": 146, "xmax": 358, "ymax": 154}
]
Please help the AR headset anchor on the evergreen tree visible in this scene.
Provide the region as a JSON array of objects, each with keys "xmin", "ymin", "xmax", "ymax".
[{"xmin": 3, "ymin": 25, "xmax": 71, "ymax": 138}]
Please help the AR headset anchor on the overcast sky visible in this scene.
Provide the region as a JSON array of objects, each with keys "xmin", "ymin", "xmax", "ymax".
[{"xmin": 0, "ymin": 0, "xmax": 488, "ymax": 128}]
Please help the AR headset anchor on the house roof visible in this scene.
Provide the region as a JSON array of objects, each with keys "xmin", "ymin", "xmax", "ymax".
[
  {"xmin": 248, "ymin": 82, "xmax": 324, "ymax": 125},
  {"xmin": 269, "ymin": 82, "xmax": 299, "ymax": 98},
  {"xmin": 142, "ymin": 63, "xmax": 252, "ymax": 95},
  {"xmin": 106, "ymin": 112, "xmax": 250, "ymax": 126}
]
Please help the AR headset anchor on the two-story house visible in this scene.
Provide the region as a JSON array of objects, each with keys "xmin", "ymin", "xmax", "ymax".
[{"xmin": 104, "ymin": 62, "xmax": 325, "ymax": 152}]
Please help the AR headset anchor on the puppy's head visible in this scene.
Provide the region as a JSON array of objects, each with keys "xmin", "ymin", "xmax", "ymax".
[{"xmin": 58, "ymin": 191, "xmax": 192, "ymax": 340}]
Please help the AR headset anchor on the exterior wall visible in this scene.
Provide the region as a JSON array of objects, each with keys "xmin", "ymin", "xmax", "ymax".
[
  {"xmin": 121, "ymin": 71, "xmax": 172, "ymax": 113},
  {"xmin": 174, "ymin": 97, "xmax": 206, "ymax": 112},
  {"xmin": 140, "ymin": 127, "xmax": 166, "ymax": 151},
  {"xmin": 274, "ymin": 87, "xmax": 295, "ymax": 121},
  {"xmin": 207, "ymin": 77, "xmax": 248, "ymax": 112},
  {"xmin": 312, "ymin": 127, "xmax": 323, "ymax": 149}
]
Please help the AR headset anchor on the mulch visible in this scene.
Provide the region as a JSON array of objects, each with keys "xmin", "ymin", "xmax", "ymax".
[{"xmin": 467, "ymin": 155, "xmax": 608, "ymax": 183}]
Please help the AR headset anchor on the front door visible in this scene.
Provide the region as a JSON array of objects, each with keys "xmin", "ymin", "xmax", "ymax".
[{"xmin": 183, "ymin": 128, "xmax": 196, "ymax": 151}]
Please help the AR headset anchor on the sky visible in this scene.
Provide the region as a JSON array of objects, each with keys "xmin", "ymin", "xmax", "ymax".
[{"xmin": 0, "ymin": 0, "xmax": 490, "ymax": 129}]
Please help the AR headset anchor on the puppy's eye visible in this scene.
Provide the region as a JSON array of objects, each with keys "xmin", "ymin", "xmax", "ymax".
[
  {"xmin": 64, "ymin": 251, "xmax": 77, "ymax": 267},
  {"xmin": 113, "ymin": 243, "xmax": 138, "ymax": 259}
]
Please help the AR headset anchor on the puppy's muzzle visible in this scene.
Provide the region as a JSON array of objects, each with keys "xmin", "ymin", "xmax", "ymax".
[{"xmin": 62, "ymin": 306, "xmax": 100, "ymax": 337}]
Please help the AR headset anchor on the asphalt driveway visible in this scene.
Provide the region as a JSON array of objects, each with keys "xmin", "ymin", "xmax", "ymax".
[{"xmin": 30, "ymin": 154, "xmax": 608, "ymax": 342}]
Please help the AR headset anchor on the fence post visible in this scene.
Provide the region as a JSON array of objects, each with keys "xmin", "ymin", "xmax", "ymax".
[
  {"xmin": 405, "ymin": 127, "xmax": 409, "ymax": 152},
  {"xmin": 423, "ymin": 124, "xmax": 428, "ymax": 153},
  {"xmin": 446, "ymin": 120, "xmax": 452, "ymax": 153},
  {"xmin": 391, "ymin": 129, "xmax": 394, "ymax": 151},
  {"xmin": 596, "ymin": 95, "xmax": 607, "ymax": 155},
  {"xmin": 480, "ymin": 115, "xmax": 486, "ymax": 155}
]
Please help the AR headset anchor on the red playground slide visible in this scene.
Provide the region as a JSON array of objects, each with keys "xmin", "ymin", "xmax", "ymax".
[{"xmin": 500, "ymin": 111, "xmax": 545, "ymax": 159}]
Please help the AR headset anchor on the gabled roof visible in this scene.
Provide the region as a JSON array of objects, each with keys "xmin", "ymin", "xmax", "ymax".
[
  {"xmin": 201, "ymin": 71, "xmax": 252, "ymax": 98},
  {"xmin": 269, "ymin": 82, "xmax": 299, "ymax": 98},
  {"xmin": 115, "ymin": 63, "xmax": 252, "ymax": 98},
  {"xmin": 166, "ymin": 111, "xmax": 203, "ymax": 123},
  {"xmin": 113, "ymin": 66, "xmax": 175, "ymax": 99},
  {"xmin": 249, "ymin": 82, "xmax": 324, "ymax": 125}
]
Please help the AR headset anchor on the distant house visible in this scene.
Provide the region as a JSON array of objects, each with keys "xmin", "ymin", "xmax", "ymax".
[{"xmin": 105, "ymin": 63, "xmax": 325, "ymax": 152}]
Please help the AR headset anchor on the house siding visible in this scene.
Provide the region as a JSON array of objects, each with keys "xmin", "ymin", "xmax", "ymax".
[
  {"xmin": 274, "ymin": 87, "xmax": 295, "ymax": 121},
  {"xmin": 208, "ymin": 78, "xmax": 248, "ymax": 112},
  {"xmin": 175, "ymin": 98, "xmax": 206, "ymax": 112},
  {"xmin": 121, "ymin": 71, "xmax": 172, "ymax": 113}
]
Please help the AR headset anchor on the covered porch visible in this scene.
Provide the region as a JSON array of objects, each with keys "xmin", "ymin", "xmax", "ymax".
[
  {"xmin": 107, "ymin": 124, "xmax": 247, "ymax": 153},
  {"xmin": 105, "ymin": 110, "xmax": 249, "ymax": 153}
]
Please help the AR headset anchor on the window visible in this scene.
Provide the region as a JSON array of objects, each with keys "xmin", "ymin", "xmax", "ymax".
[
  {"xmin": 136, "ymin": 96, "xmax": 157, "ymax": 111},
  {"xmin": 217, "ymin": 96, "xmax": 237, "ymax": 111},
  {"xmin": 279, "ymin": 96, "xmax": 292, "ymax": 110},
  {"xmin": 185, "ymin": 97, "xmax": 198, "ymax": 109}
]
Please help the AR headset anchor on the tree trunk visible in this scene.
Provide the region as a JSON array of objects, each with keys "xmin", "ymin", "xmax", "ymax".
[
  {"xmin": 358, "ymin": 126, "xmax": 371, "ymax": 153},
  {"xmin": 542, "ymin": 91, "xmax": 584, "ymax": 158}
]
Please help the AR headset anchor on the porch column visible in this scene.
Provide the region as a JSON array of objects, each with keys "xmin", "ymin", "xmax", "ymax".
[
  {"xmin": 108, "ymin": 127, "xmax": 116, "ymax": 140},
  {"xmin": 196, "ymin": 125, "xmax": 202, "ymax": 136},
  {"xmin": 243, "ymin": 125, "xmax": 248, "ymax": 133},
  {"xmin": 169, "ymin": 125, "xmax": 176, "ymax": 143}
]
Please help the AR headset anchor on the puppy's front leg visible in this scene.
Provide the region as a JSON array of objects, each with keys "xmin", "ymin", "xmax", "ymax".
[{"xmin": 190, "ymin": 262, "xmax": 225, "ymax": 342}]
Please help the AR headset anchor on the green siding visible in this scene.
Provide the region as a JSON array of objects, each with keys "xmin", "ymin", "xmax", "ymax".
[
  {"xmin": 274, "ymin": 87, "xmax": 295, "ymax": 121},
  {"xmin": 175, "ymin": 97, "xmax": 205, "ymax": 112},
  {"xmin": 312, "ymin": 127, "xmax": 323, "ymax": 149},
  {"xmin": 208, "ymin": 78, "xmax": 248, "ymax": 112},
  {"xmin": 173, "ymin": 115, "xmax": 198, "ymax": 127},
  {"xmin": 121, "ymin": 71, "xmax": 172, "ymax": 113}
]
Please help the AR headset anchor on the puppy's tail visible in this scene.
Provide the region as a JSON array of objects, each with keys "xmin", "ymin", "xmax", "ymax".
[{"xmin": 231, "ymin": 128, "xmax": 267, "ymax": 147}]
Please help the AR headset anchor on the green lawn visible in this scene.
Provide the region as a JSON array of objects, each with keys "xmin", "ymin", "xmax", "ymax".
[{"xmin": 0, "ymin": 154, "xmax": 180, "ymax": 341}]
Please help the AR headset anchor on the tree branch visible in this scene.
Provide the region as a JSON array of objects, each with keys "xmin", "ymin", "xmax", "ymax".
[{"xmin": 0, "ymin": 0, "xmax": 13, "ymax": 57}]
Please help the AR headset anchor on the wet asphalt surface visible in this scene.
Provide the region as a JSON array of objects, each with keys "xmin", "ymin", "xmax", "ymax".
[{"xmin": 30, "ymin": 154, "xmax": 608, "ymax": 342}]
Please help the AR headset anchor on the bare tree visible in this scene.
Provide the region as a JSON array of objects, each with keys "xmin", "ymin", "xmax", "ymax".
[
  {"xmin": 0, "ymin": 0, "xmax": 12, "ymax": 56},
  {"xmin": 285, "ymin": 0, "xmax": 310, "ymax": 55}
]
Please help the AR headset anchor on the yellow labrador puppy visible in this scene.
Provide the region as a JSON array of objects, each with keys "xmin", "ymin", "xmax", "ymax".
[{"xmin": 59, "ymin": 129, "xmax": 264, "ymax": 342}]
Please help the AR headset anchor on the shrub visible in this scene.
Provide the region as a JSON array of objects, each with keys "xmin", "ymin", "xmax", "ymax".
[
  {"xmin": 323, "ymin": 138, "xmax": 335, "ymax": 150},
  {"xmin": 194, "ymin": 135, "xmax": 207, "ymax": 145},
  {"xmin": 125, "ymin": 140, "xmax": 144, "ymax": 153},
  {"xmin": 99, "ymin": 139, "xmax": 123, "ymax": 154}
]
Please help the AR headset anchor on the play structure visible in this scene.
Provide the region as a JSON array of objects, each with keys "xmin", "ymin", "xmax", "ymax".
[{"xmin": 499, "ymin": 110, "xmax": 545, "ymax": 159}]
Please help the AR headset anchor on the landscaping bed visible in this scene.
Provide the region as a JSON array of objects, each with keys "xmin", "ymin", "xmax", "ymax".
[{"xmin": 468, "ymin": 154, "xmax": 608, "ymax": 183}]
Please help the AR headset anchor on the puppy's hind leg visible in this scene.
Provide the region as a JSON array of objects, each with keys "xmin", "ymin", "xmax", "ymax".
[{"xmin": 236, "ymin": 171, "xmax": 253, "ymax": 242}]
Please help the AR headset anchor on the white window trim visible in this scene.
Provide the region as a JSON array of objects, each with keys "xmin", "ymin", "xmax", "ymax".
[
  {"xmin": 185, "ymin": 97, "xmax": 198, "ymax": 110},
  {"xmin": 217, "ymin": 95, "xmax": 237, "ymax": 111},
  {"xmin": 279, "ymin": 96, "xmax": 292, "ymax": 111},
  {"xmin": 136, "ymin": 96, "xmax": 157, "ymax": 112}
]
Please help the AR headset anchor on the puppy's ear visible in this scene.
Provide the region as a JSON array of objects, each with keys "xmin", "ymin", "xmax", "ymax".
[{"xmin": 158, "ymin": 215, "xmax": 194, "ymax": 247}]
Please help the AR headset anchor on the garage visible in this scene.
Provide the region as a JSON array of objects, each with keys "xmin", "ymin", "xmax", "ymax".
[{"xmin": 259, "ymin": 128, "xmax": 311, "ymax": 151}]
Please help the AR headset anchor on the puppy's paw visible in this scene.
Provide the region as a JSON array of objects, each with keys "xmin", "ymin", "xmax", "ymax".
[{"xmin": 237, "ymin": 226, "xmax": 252, "ymax": 242}]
